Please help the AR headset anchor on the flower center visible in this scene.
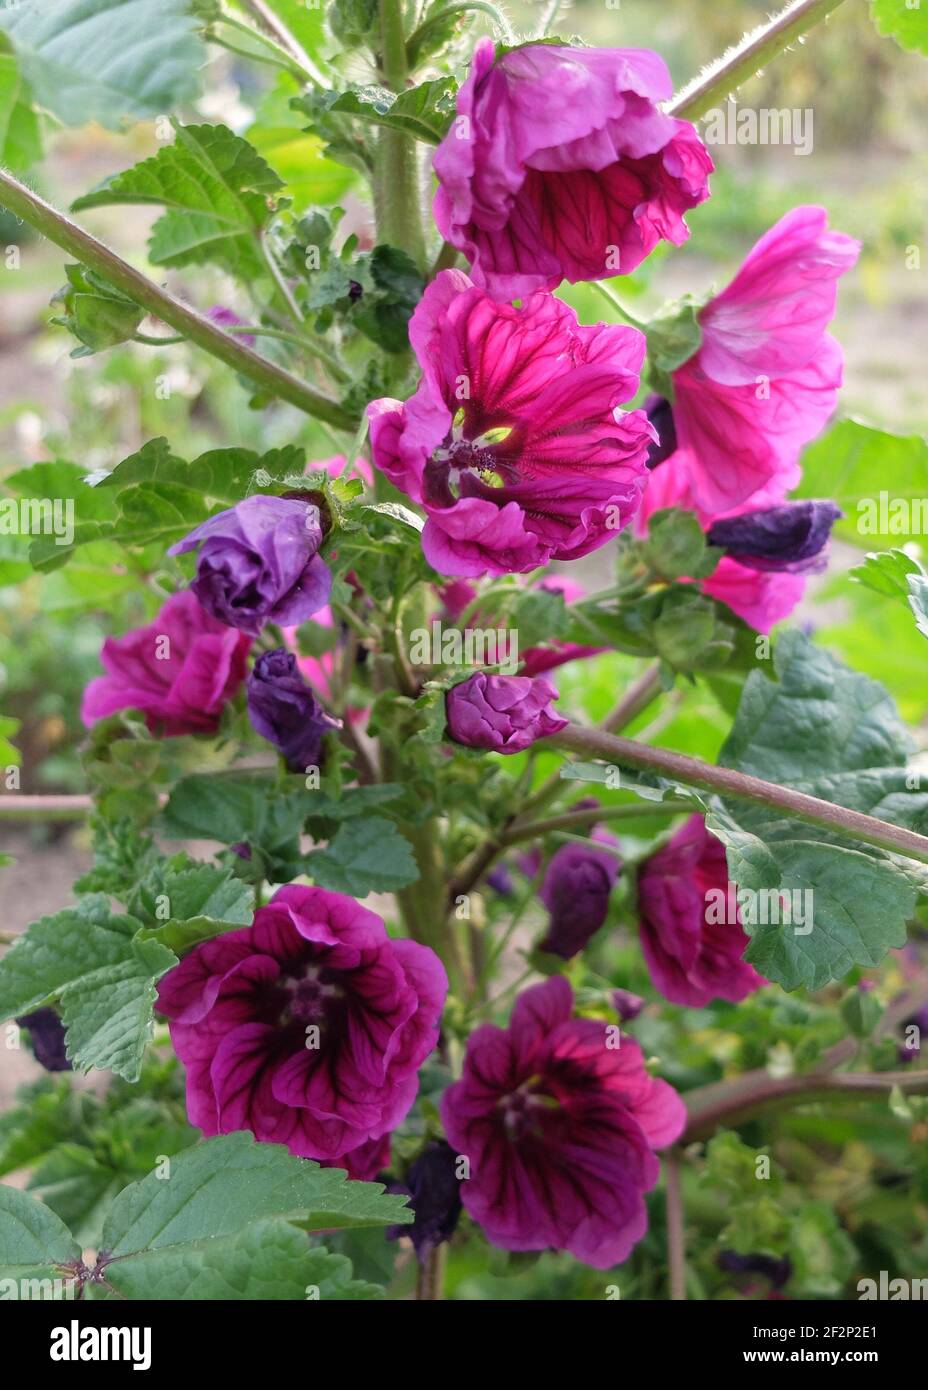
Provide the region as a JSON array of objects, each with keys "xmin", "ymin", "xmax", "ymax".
[
  {"xmin": 424, "ymin": 412, "xmax": 514, "ymax": 507},
  {"xmin": 498, "ymin": 1078, "xmax": 556, "ymax": 1141},
  {"xmin": 281, "ymin": 964, "xmax": 344, "ymax": 1029}
]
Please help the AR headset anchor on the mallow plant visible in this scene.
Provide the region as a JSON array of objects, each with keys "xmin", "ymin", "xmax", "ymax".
[{"xmin": 0, "ymin": 0, "xmax": 927, "ymax": 1302}]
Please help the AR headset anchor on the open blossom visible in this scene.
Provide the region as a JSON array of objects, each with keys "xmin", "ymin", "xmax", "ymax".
[
  {"xmin": 433, "ymin": 40, "xmax": 712, "ymax": 301},
  {"xmin": 157, "ymin": 885, "xmax": 447, "ymax": 1166},
  {"xmin": 649, "ymin": 207, "xmax": 859, "ymax": 515},
  {"xmin": 637, "ymin": 816, "xmax": 765, "ymax": 1007},
  {"xmin": 446, "ymin": 672, "xmax": 567, "ymax": 754},
  {"xmin": 368, "ymin": 270, "xmax": 654, "ymax": 577},
  {"xmin": 246, "ymin": 648, "xmax": 341, "ymax": 772},
  {"xmin": 81, "ymin": 589, "xmax": 250, "ymax": 735},
  {"xmin": 441, "ymin": 977, "xmax": 685, "ymax": 1267},
  {"xmin": 169, "ymin": 494, "xmax": 331, "ymax": 636}
]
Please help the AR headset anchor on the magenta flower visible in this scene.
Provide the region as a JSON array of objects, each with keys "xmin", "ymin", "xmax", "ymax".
[
  {"xmin": 637, "ymin": 816, "xmax": 765, "ymax": 1007},
  {"xmin": 446, "ymin": 672, "xmax": 567, "ymax": 754},
  {"xmin": 440, "ymin": 977, "xmax": 685, "ymax": 1267},
  {"xmin": 368, "ymin": 270, "xmax": 654, "ymax": 577},
  {"xmin": 81, "ymin": 590, "xmax": 250, "ymax": 736},
  {"xmin": 433, "ymin": 40, "xmax": 712, "ymax": 301},
  {"xmin": 653, "ymin": 207, "xmax": 859, "ymax": 514},
  {"xmin": 156, "ymin": 885, "xmax": 448, "ymax": 1165}
]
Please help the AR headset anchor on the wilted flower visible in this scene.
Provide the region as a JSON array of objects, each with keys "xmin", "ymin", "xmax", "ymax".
[
  {"xmin": 446, "ymin": 672, "xmax": 567, "ymax": 754},
  {"xmin": 650, "ymin": 207, "xmax": 859, "ymax": 515},
  {"xmin": 156, "ymin": 885, "xmax": 447, "ymax": 1164},
  {"xmin": 246, "ymin": 648, "xmax": 341, "ymax": 772},
  {"xmin": 433, "ymin": 40, "xmax": 712, "ymax": 301},
  {"xmin": 17, "ymin": 1008, "xmax": 71, "ymax": 1072},
  {"xmin": 637, "ymin": 815, "xmax": 765, "ymax": 1006},
  {"xmin": 169, "ymin": 494, "xmax": 331, "ymax": 636},
  {"xmin": 81, "ymin": 590, "xmax": 250, "ymax": 735},
  {"xmin": 441, "ymin": 977, "xmax": 685, "ymax": 1267},
  {"xmin": 387, "ymin": 1140, "xmax": 463, "ymax": 1257},
  {"xmin": 368, "ymin": 270, "xmax": 654, "ymax": 577},
  {"xmin": 706, "ymin": 500, "xmax": 842, "ymax": 574},
  {"xmin": 537, "ymin": 841, "xmax": 620, "ymax": 959}
]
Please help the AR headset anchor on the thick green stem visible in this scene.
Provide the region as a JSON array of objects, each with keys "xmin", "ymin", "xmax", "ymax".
[
  {"xmin": 377, "ymin": 0, "xmax": 427, "ymax": 268},
  {"xmin": 0, "ymin": 170, "xmax": 355, "ymax": 431},
  {"xmin": 552, "ymin": 724, "xmax": 928, "ymax": 866},
  {"xmin": 668, "ymin": 0, "xmax": 848, "ymax": 121}
]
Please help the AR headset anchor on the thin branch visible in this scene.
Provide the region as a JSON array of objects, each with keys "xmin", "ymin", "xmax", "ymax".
[
  {"xmin": 0, "ymin": 794, "xmax": 92, "ymax": 820},
  {"xmin": 664, "ymin": 1151, "xmax": 687, "ymax": 1301},
  {"xmin": 602, "ymin": 661, "xmax": 663, "ymax": 734},
  {"xmin": 0, "ymin": 170, "xmax": 356, "ymax": 431},
  {"xmin": 668, "ymin": 0, "xmax": 847, "ymax": 122},
  {"xmin": 501, "ymin": 799, "xmax": 693, "ymax": 846},
  {"xmin": 552, "ymin": 724, "xmax": 928, "ymax": 866},
  {"xmin": 234, "ymin": 0, "xmax": 328, "ymax": 86}
]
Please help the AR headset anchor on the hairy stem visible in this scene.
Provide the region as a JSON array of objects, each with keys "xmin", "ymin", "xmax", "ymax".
[
  {"xmin": 668, "ymin": 0, "xmax": 848, "ymax": 122},
  {"xmin": 234, "ymin": 0, "xmax": 328, "ymax": 86},
  {"xmin": 552, "ymin": 724, "xmax": 928, "ymax": 866},
  {"xmin": 377, "ymin": 0, "xmax": 427, "ymax": 268},
  {"xmin": 0, "ymin": 171, "xmax": 356, "ymax": 431}
]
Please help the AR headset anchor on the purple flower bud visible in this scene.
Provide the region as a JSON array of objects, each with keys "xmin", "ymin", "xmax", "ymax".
[
  {"xmin": 612, "ymin": 988, "xmax": 645, "ymax": 1022},
  {"xmin": 206, "ymin": 305, "xmax": 255, "ymax": 348},
  {"xmin": 718, "ymin": 1250, "xmax": 791, "ymax": 1291},
  {"xmin": 537, "ymin": 842, "xmax": 619, "ymax": 960},
  {"xmin": 706, "ymin": 500, "xmax": 842, "ymax": 575},
  {"xmin": 445, "ymin": 673, "xmax": 567, "ymax": 755},
  {"xmin": 16, "ymin": 1009, "xmax": 71, "ymax": 1072},
  {"xmin": 486, "ymin": 862, "xmax": 514, "ymax": 896},
  {"xmin": 644, "ymin": 394, "xmax": 677, "ymax": 470},
  {"xmin": 169, "ymin": 495, "xmax": 332, "ymax": 636},
  {"xmin": 247, "ymin": 648, "xmax": 341, "ymax": 772},
  {"xmin": 387, "ymin": 1140, "xmax": 462, "ymax": 1258}
]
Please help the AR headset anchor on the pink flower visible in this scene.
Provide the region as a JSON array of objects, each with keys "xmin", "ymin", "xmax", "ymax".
[
  {"xmin": 368, "ymin": 270, "xmax": 654, "ymax": 577},
  {"xmin": 637, "ymin": 816, "xmax": 765, "ymax": 1007},
  {"xmin": 156, "ymin": 885, "xmax": 448, "ymax": 1165},
  {"xmin": 81, "ymin": 590, "xmax": 250, "ymax": 736},
  {"xmin": 652, "ymin": 207, "xmax": 859, "ymax": 515},
  {"xmin": 433, "ymin": 40, "xmax": 712, "ymax": 301},
  {"xmin": 440, "ymin": 978, "xmax": 685, "ymax": 1267}
]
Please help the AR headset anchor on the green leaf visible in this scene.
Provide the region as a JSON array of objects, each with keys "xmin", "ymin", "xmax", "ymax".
[
  {"xmin": 100, "ymin": 1133, "xmax": 412, "ymax": 1258},
  {"xmin": 0, "ymin": 0, "xmax": 204, "ymax": 130},
  {"xmin": 709, "ymin": 630, "xmax": 925, "ymax": 990},
  {"xmin": 130, "ymin": 856, "xmax": 255, "ymax": 952},
  {"xmin": 160, "ymin": 775, "xmax": 317, "ymax": 883},
  {"xmin": 645, "ymin": 292, "xmax": 704, "ymax": 376},
  {"xmin": 72, "ymin": 123, "xmax": 283, "ymax": 280},
  {"xmin": 870, "ymin": 0, "xmax": 928, "ymax": 54},
  {"xmin": 0, "ymin": 1184, "xmax": 80, "ymax": 1290},
  {"xmin": 795, "ymin": 419, "xmax": 928, "ymax": 549},
  {"xmin": 104, "ymin": 1218, "xmax": 384, "ymax": 1300},
  {"xmin": 306, "ymin": 816, "xmax": 420, "ymax": 895},
  {"xmin": 850, "ymin": 549, "xmax": 928, "ymax": 643},
  {"xmin": 642, "ymin": 507, "xmax": 719, "ymax": 581},
  {"xmin": 330, "ymin": 78, "xmax": 457, "ymax": 145},
  {"xmin": 49, "ymin": 263, "xmax": 144, "ymax": 354},
  {"xmin": 0, "ymin": 895, "xmax": 176, "ymax": 1080},
  {"xmin": 0, "ymin": 35, "xmax": 41, "ymax": 170}
]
